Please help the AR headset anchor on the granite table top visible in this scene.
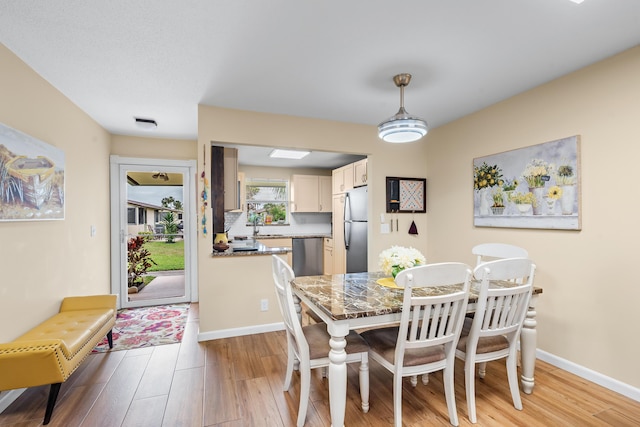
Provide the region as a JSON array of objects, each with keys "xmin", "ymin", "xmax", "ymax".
[{"xmin": 291, "ymin": 271, "xmax": 543, "ymax": 321}]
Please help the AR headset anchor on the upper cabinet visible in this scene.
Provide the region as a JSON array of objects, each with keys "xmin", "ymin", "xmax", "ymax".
[
  {"xmin": 223, "ymin": 147, "xmax": 240, "ymax": 211},
  {"xmin": 318, "ymin": 176, "xmax": 332, "ymax": 212},
  {"xmin": 233, "ymin": 171, "xmax": 245, "ymax": 212},
  {"xmin": 332, "ymin": 158, "xmax": 367, "ymax": 194},
  {"xmin": 291, "ymin": 174, "xmax": 332, "ymax": 213},
  {"xmin": 332, "ymin": 163, "xmax": 354, "ymax": 194},
  {"xmin": 353, "ymin": 159, "xmax": 368, "ymax": 187}
]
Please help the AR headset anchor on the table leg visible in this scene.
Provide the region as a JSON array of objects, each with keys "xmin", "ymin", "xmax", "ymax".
[
  {"xmin": 327, "ymin": 322, "xmax": 349, "ymax": 427},
  {"xmin": 520, "ymin": 295, "xmax": 538, "ymax": 394}
]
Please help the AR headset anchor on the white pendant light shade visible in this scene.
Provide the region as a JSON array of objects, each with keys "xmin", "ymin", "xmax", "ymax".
[
  {"xmin": 378, "ymin": 74, "xmax": 428, "ymax": 143},
  {"xmin": 378, "ymin": 108, "xmax": 428, "ymax": 143}
]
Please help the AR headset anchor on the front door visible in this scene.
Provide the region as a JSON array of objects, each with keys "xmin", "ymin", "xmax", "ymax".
[{"xmin": 110, "ymin": 156, "xmax": 197, "ymax": 308}]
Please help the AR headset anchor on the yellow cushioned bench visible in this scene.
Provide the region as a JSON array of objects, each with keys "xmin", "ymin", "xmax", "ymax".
[{"xmin": 0, "ymin": 294, "xmax": 117, "ymax": 425}]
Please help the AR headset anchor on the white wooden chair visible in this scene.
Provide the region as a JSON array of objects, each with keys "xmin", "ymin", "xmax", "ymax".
[
  {"xmin": 361, "ymin": 263, "xmax": 473, "ymax": 427},
  {"xmin": 472, "ymin": 243, "xmax": 529, "ymax": 267},
  {"xmin": 455, "ymin": 257, "xmax": 536, "ymax": 424},
  {"xmin": 271, "ymin": 255, "xmax": 370, "ymax": 427}
]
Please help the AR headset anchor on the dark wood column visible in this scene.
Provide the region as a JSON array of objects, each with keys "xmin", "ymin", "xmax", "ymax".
[{"xmin": 210, "ymin": 146, "xmax": 225, "ymax": 236}]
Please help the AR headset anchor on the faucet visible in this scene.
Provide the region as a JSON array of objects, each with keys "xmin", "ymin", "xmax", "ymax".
[{"xmin": 253, "ymin": 216, "xmax": 260, "ymax": 236}]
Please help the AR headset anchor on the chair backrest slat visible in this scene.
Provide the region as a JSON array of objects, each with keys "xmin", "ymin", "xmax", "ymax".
[
  {"xmin": 472, "ymin": 243, "xmax": 529, "ymax": 267},
  {"xmin": 272, "ymin": 255, "xmax": 309, "ymax": 360},
  {"xmin": 472, "ymin": 258, "xmax": 536, "ymax": 341},
  {"xmin": 394, "ymin": 262, "xmax": 473, "ymax": 366}
]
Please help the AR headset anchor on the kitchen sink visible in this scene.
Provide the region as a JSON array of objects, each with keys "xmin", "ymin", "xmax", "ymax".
[
  {"xmin": 232, "ymin": 246, "xmax": 258, "ymax": 252},
  {"xmin": 230, "ymin": 241, "xmax": 259, "ymax": 252}
]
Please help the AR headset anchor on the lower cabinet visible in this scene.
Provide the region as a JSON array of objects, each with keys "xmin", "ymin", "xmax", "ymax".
[
  {"xmin": 257, "ymin": 238, "xmax": 293, "ymax": 266},
  {"xmin": 323, "ymin": 238, "xmax": 333, "ymax": 275}
]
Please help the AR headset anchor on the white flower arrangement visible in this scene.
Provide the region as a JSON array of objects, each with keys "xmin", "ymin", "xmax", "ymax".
[
  {"xmin": 379, "ymin": 246, "xmax": 426, "ymax": 278},
  {"xmin": 522, "ymin": 158, "xmax": 554, "ymax": 188}
]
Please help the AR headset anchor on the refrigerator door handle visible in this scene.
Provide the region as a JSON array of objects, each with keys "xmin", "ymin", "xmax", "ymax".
[
  {"xmin": 344, "ymin": 220, "xmax": 350, "ymax": 249},
  {"xmin": 344, "ymin": 193, "xmax": 351, "ymax": 220},
  {"xmin": 344, "ymin": 193, "xmax": 350, "ymax": 249}
]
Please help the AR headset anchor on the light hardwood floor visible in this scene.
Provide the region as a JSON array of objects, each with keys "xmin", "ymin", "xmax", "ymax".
[{"xmin": 1, "ymin": 303, "xmax": 639, "ymax": 426}]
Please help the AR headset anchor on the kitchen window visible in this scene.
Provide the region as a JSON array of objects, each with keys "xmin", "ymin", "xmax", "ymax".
[{"xmin": 245, "ymin": 178, "xmax": 289, "ymax": 225}]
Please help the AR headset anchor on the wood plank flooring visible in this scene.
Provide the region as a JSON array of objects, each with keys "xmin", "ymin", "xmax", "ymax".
[{"xmin": 1, "ymin": 303, "xmax": 639, "ymax": 426}]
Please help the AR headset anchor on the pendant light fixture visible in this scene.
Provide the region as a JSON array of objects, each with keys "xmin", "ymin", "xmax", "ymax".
[{"xmin": 377, "ymin": 73, "xmax": 428, "ymax": 143}]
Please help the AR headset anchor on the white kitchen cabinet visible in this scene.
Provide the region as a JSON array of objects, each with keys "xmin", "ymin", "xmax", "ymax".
[
  {"xmin": 237, "ymin": 172, "xmax": 245, "ymax": 211},
  {"xmin": 323, "ymin": 237, "xmax": 333, "ymax": 275},
  {"xmin": 353, "ymin": 158, "xmax": 368, "ymax": 187},
  {"xmin": 332, "ymin": 194, "xmax": 346, "ymax": 274},
  {"xmin": 223, "ymin": 148, "xmax": 239, "ymax": 211},
  {"xmin": 291, "ymin": 174, "xmax": 332, "ymax": 212},
  {"xmin": 318, "ymin": 176, "xmax": 332, "ymax": 212},
  {"xmin": 332, "ymin": 163, "xmax": 354, "ymax": 195},
  {"xmin": 228, "ymin": 171, "xmax": 245, "ymax": 213}
]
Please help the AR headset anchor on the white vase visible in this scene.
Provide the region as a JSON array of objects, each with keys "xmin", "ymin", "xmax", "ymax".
[
  {"xmin": 529, "ymin": 187, "xmax": 545, "ymax": 215},
  {"xmin": 478, "ymin": 188, "xmax": 491, "ymax": 216},
  {"xmin": 516, "ymin": 203, "xmax": 532, "ymax": 215},
  {"xmin": 544, "ymin": 197, "xmax": 557, "ymax": 215},
  {"xmin": 503, "ymin": 190, "xmax": 514, "ymax": 215},
  {"xmin": 560, "ymin": 184, "xmax": 575, "ymax": 215}
]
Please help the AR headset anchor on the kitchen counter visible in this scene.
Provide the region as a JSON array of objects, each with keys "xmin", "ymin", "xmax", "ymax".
[
  {"xmin": 211, "ymin": 240, "xmax": 291, "ymax": 257},
  {"xmin": 234, "ymin": 234, "xmax": 331, "ymax": 240}
]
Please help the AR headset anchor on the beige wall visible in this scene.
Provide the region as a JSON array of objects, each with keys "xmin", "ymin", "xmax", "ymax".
[
  {"xmin": 197, "ymin": 106, "xmax": 429, "ymax": 335},
  {"xmin": 240, "ymin": 165, "xmax": 331, "ymax": 179},
  {"xmin": 111, "ymin": 134, "xmax": 197, "ymax": 160},
  {"xmin": 0, "ymin": 44, "xmax": 112, "ymax": 341},
  {"xmin": 426, "ymin": 46, "xmax": 640, "ymax": 389}
]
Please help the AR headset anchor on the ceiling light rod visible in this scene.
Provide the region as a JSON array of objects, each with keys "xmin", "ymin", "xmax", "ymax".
[
  {"xmin": 395, "ymin": 73, "xmax": 410, "ymax": 115},
  {"xmin": 378, "ymin": 73, "xmax": 428, "ymax": 143}
]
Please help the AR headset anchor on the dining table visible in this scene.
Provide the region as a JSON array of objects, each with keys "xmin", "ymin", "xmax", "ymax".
[{"xmin": 291, "ymin": 271, "xmax": 543, "ymax": 427}]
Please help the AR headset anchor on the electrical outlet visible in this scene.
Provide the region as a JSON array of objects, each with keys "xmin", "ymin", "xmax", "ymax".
[{"xmin": 260, "ymin": 299, "xmax": 269, "ymax": 311}]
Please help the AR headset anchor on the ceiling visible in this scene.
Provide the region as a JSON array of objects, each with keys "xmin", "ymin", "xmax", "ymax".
[
  {"xmin": 214, "ymin": 143, "xmax": 366, "ymax": 169},
  {"xmin": 127, "ymin": 171, "xmax": 184, "ymax": 186},
  {"xmin": 1, "ymin": 1, "xmax": 639, "ymax": 168}
]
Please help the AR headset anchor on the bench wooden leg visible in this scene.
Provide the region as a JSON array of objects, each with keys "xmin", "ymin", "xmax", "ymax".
[
  {"xmin": 43, "ymin": 383, "xmax": 61, "ymax": 425},
  {"xmin": 107, "ymin": 329, "xmax": 113, "ymax": 348}
]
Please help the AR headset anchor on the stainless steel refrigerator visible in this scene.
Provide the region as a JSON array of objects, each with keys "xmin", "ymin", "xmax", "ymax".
[{"xmin": 344, "ymin": 186, "xmax": 368, "ymax": 273}]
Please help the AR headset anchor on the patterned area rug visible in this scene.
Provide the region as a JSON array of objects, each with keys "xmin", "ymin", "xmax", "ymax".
[{"xmin": 93, "ymin": 303, "xmax": 189, "ymax": 353}]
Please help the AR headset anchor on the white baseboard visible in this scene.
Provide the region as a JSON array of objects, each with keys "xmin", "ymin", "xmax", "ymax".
[
  {"xmin": 537, "ymin": 349, "xmax": 640, "ymax": 402},
  {"xmin": 0, "ymin": 389, "xmax": 26, "ymax": 414},
  {"xmin": 197, "ymin": 322, "xmax": 285, "ymax": 341}
]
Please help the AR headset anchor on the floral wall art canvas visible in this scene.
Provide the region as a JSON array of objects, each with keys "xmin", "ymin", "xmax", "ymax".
[
  {"xmin": 473, "ymin": 135, "xmax": 580, "ymax": 230},
  {"xmin": 0, "ymin": 122, "xmax": 65, "ymax": 221}
]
